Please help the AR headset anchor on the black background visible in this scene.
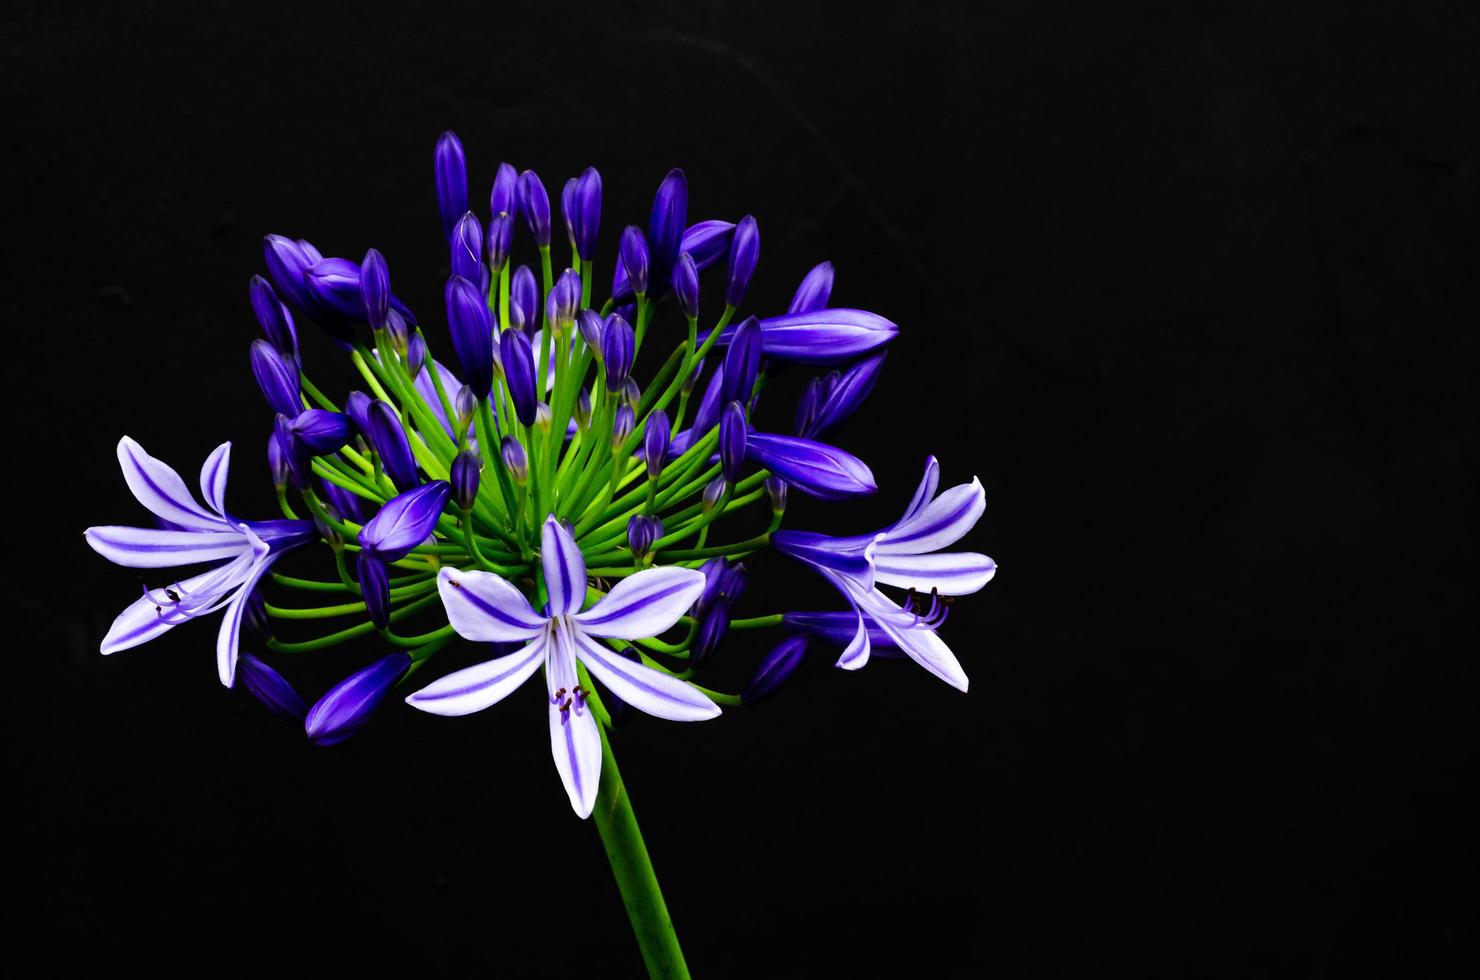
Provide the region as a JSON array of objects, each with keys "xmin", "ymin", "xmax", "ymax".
[{"xmin": 5, "ymin": 1, "xmax": 1475, "ymax": 976}]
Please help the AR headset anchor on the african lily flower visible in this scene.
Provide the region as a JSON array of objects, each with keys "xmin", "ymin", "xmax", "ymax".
[
  {"xmin": 407, "ymin": 515, "xmax": 720, "ymax": 817},
  {"xmin": 83, "ymin": 437, "xmax": 314, "ymax": 686}
]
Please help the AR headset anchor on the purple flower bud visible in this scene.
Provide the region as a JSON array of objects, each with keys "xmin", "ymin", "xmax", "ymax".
[
  {"xmin": 744, "ymin": 432, "xmax": 876, "ymax": 500},
  {"xmin": 703, "ymin": 474, "xmax": 727, "ymax": 513},
  {"xmin": 344, "ymin": 390, "xmax": 373, "ymax": 440},
  {"xmin": 406, "ymin": 331, "xmax": 428, "ymax": 378},
  {"xmin": 249, "ymin": 275, "xmax": 298, "ymax": 355},
  {"xmin": 486, "ymin": 211, "xmax": 514, "ymax": 273},
  {"xmin": 262, "ymin": 234, "xmax": 320, "ymax": 313},
  {"xmin": 450, "ymin": 449, "xmax": 481, "ymax": 511},
  {"xmin": 366, "ymin": 399, "xmax": 418, "ymax": 491},
  {"xmin": 357, "ymin": 552, "xmax": 391, "ymax": 629},
  {"xmin": 618, "ymin": 226, "xmax": 649, "ymax": 297},
  {"xmin": 611, "ymin": 220, "xmax": 734, "ymax": 302},
  {"xmin": 500, "ymin": 327, "xmax": 538, "ymax": 426},
  {"xmin": 511, "ymin": 264, "xmax": 538, "ymax": 336},
  {"xmin": 313, "ymin": 499, "xmax": 344, "ymax": 549},
  {"xmin": 358, "ymin": 481, "xmax": 450, "ymax": 562},
  {"xmin": 719, "ymin": 316, "xmax": 762, "ymax": 408},
  {"xmin": 360, "ymin": 248, "xmax": 390, "ymax": 332},
  {"xmin": 611, "ymin": 404, "xmax": 635, "ymax": 450},
  {"xmin": 788, "ymin": 261, "xmax": 834, "ymax": 314},
  {"xmin": 267, "ymin": 429, "xmax": 291, "ymax": 489},
  {"xmin": 321, "ymin": 478, "xmax": 367, "ymax": 523},
  {"xmin": 648, "ymin": 168, "xmax": 688, "ymax": 290},
  {"xmin": 272, "ymin": 415, "xmax": 307, "ymax": 488},
  {"xmin": 689, "ymin": 365, "xmax": 725, "ymax": 437},
  {"xmin": 451, "ymin": 211, "xmax": 484, "ymax": 286},
  {"xmin": 794, "ymin": 377, "xmax": 823, "ymax": 435},
  {"xmin": 242, "ymin": 589, "xmax": 273, "ymax": 643},
  {"xmin": 627, "ymin": 514, "xmax": 663, "ymax": 560},
  {"xmin": 672, "ymin": 251, "xmax": 700, "ymax": 319},
  {"xmin": 725, "ymin": 214, "xmax": 760, "ymax": 307},
  {"xmin": 489, "ymin": 162, "xmax": 519, "ymax": 219},
  {"xmin": 693, "ymin": 557, "xmax": 731, "ymax": 617},
  {"xmin": 623, "ymin": 378, "xmax": 641, "ymax": 411},
  {"xmin": 250, "ymin": 339, "xmax": 301, "ymax": 418},
  {"xmin": 644, "ymin": 410, "xmax": 670, "ymax": 479},
  {"xmin": 602, "ymin": 314, "xmax": 635, "ymax": 391},
  {"xmin": 560, "ymin": 178, "xmax": 578, "ymax": 251},
  {"xmin": 547, "ymin": 267, "xmax": 581, "ymax": 332},
  {"xmin": 702, "ymin": 308, "xmax": 897, "ymax": 365},
  {"xmin": 805, "ymin": 351, "xmax": 886, "ymax": 438},
  {"xmin": 691, "ymin": 597, "xmax": 730, "ymax": 669},
  {"xmin": 305, "ymin": 651, "xmax": 411, "ymax": 746},
  {"xmin": 575, "ymin": 387, "xmax": 592, "ymax": 430},
  {"xmin": 435, "ymin": 131, "xmax": 468, "ymax": 240},
  {"xmin": 577, "ymin": 308, "xmax": 604, "ymax": 354},
  {"xmin": 385, "ymin": 308, "xmax": 411, "ymax": 356},
  {"xmin": 682, "ymin": 356, "xmax": 706, "ymax": 396},
  {"xmin": 572, "ymin": 166, "xmax": 602, "ymax": 261},
  {"xmin": 533, "ymin": 401, "xmax": 553, "ymax": 433},
  {"xmin": 741, "ymin": 635, "xmax": 809, "ymax": 705},
  {"xmin": 517, "ymin": 169, "xmax": 551, "ymax": 247},
  {"xmin": 765, "ymin": 476, "xmax": 788, "ymax": 514},
  {"xmin": 445, "ymin": 274, "xmax": 494, "ymax": 396},
  {"xmin": 238, "ymin": 653, "xmax": 308, "ymax": 722},
  {"xmin": 720, "ymin": 401, "xmax": 747, "ymax": 482},
  {"xmin": 454, "ymin": 385, "xmax": 478, "ymax": 433},
  {"xmin": 500, "ymin": 435, "xmax": 528, "ymax": 485},
  {"xmin": 290, "ymin": 409, "xmax": 352, "ymax": 454},
  {"xmin": 303, "ymin": 257, "xmax": 365, "ymax": 321}
]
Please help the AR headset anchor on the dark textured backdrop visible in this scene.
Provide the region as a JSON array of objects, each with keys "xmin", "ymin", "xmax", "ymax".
[{"xmin": 5, "ymin": 1, "xmax": 1475, "ymax": 976}]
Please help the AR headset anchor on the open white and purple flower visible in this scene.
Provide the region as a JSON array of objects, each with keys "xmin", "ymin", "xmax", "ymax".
[
  {"xmin": 407, "ymin": 515, "xmax": 720, "ymax": 818},
  {"xmin": 771, "ymin": 456, "xmax": 996, "ymax": 691},
  {"xmin": 84, "ymin": 437, "xmax": 315, "ymax": 686}
]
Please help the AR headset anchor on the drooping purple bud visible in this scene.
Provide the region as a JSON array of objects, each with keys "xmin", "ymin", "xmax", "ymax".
[
  {"xmin": 794, "ymin": 377, "xmax": 823, "ymax": 436},
  {"xmin": 788, "ymin": 261, "xmax": 834, "ymax": 314},
  {"xmin": 450, "ymin": 211, "xmax": 484, "ymax": 286},
  {"xmin": 622, "ymin": 378, "xmax": 641, "ymax": 411},
  {"xmin": 454, "ymin": 385, "xmax": 478, "ymax": 434},
  {"xmin": 644, "ymin": 411, "xmax": 670, "ymax": 479},
  {"xmin": 290, "ymin": 409, "xmax": 352, "ymax": 454},
  {"xmin": 672, "ymin": 251, "xmax": 700, "ymax": 319},
  {"xmin": 249, "ymin": 275, "xmax": 298, "ymax": 355},
  {"xmin": 434, "ymin": 131, "xmax": 468, "ymax": 240},
  {"xmin": 682, "ymin": 357, "xmax": 706, "ymax": 397},
  {"xmin": 273, "ymin": 414, "xmax": 309, "ymax": 488},
  {"xmin": 358, "ymin": 481, "xmax": 450, "ymax": 562},
  {"xmin": 701, "ymin": 308, "xmax": 897, "ymax": 365},
  {"xmin": 648, "ymin": 169, "xmax": 688, "ymax": 291},
  {"xmin": 602, "ymin": 314, "xmax": 635, "ymax": 391},
  {"xmin": 719, "ymin": 316, "xmax": 762, "ymax": 408},
  {"xmin": 805, "ymin": 351, "xmax": 886, "ymax": 438},
  {"xmin": 572, "ymin": 167, "xmax": 602, "ymax": 261},
  {"xmin": 321, "ymin": 478, "xmax": 367, "ymax": 524},
  {"xmin": 357, "ymin": 552, "xmax": 391, "ymax": 629},
  {"xmin": 238, "ymin": 653, "xmax": 308, "ymax": 722},
  {"xmin": 547, "ymin": 267, "xmax": 581, "ymax": 333},
  {"xmin": 406, "ymin": 331, "xmax": 428, "ymax": 377},
  {"xmin": 618, "ymin": 225, "xmax": 649, "ymax": 297},
  {"xmin": 691, "ymin": 598, "xmax": 730, "ymax": 669},
  {"xmin": 703, "ymin": 475, "xmax": 727, "ymax": 513},
  {"xmin": 693, "ymin": 557, "xmax": 731, "ymax": 617},
  {"xmin": 575, "ymin": 388, "xmax": 592, "ymax": 430},
  {"xmin": 450, "ymin": 449, "xmax": 481, "ymax": 511},
  {"xmin": 385, "ymin": 308, "xmax": 411, "ymax": 356},
  {"xmin": 725, "ymin": 214, "xmax": 760, "ymax": 307},
  {"xmin": 577, "ymin": 308, "xmax": 604, "ymax": 354},
  {"xmin": 741, "ymin": 635, "xmax": 809, "ymax": 705},
  {"xmin": 765, "ymin": 476, "xmax": 788, "ymax": 514},
  {"xmin": 560, "ymin": 178, "xmax": 578, "ymax": 251},
  {"xmin": 267, "ymin": 428, "xmax": 291, "ymax": 489},
  {"xmin": 262, "ymin": 235, "xmax": 321, "ymax": 313},
  {"xmin": 489, "ymin": 162, "xmax": 519, "ymax": 220},
  {"xmin": 743, "ymin": 432, "xmax": 876, "ymax": 500},
  {"xmin": 305, "ymin": 651, "xmax": 411, "ymax": 746},
  {"xmin": 486, "ymin": 211, "xmax": 514, "ymax": 273},
  {"xmin": 511, "ymin": 264, "xmax": 538, "ymax": 336},
  {"xmin": 517, "ymin": 170, "xmax": 551, "ymax": 247},
  {"xmin": 720, "ymin": 401, "xmax": 747, "ymax": 482},
  {"xmin": 611, "ymin": 404, "xmax": 636, "ymax": 450},
  {"xmin": 445, "ymin": 274, "xmax": 494, "ymax": 396},
  {"xmin": 344, "ymin": 390, "xmax": 373, "ymax": 441},
  {"xmin": 366, "ymin": 399, "xmax": 418, "ymax": 491},
  {"xmin": 627, "ymin": 514, "xmax": 663, "ymax": 561},
  {"xmin": 500, "ymin": 435, "xmax": 528, "ymax": 485},
  {"xmin": 360, "ymin": 248, "xmax": 390, "ymax": 332},
  {"xmin": 250, "ymin": 340, "xmax": 301, "ymax": 418},
  {"xmin": 500, "ymin": 327, "xmax": 538, "ymax": 426}
]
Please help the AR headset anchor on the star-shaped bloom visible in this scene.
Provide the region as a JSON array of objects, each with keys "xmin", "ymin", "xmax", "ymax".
[
  {"xmin": 84, "ymin": 437, "xmax": 315, "ymax": 686},
  {"xmin": 407, "ymin": 515, "xmax": 720, "ymax": 817},
  {"xmin": 772, "ymin": 456, "xmax": 996, "ymax": 691}
]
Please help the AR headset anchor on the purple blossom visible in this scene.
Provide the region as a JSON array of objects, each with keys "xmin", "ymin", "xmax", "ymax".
[
  {"xmin": 238, "ymin": 653, "xmax": 308, "ymax": 722},
  {"xmin": 434, "ymin": 131, "xmax": 468, "ymax": 239},
  {"xmin": 702, "ymin": 308, "xmax": 897, "ymax": 365},
  {"xmin": 358, "ymin": 481, "xmax": 450, "ymax": 563},
  {"xmin": 788, "ymin": 261, "xmax": 834, "ymax": 314},
  {"xmin": 741, "ymin": 635, "xmax": 809, "ymax": 705},
  {"xmin": 305, "ymin": 652, "xmax": 411, "ymax": 746},
  {"xmin": 725, "ymin": 215, "xmax": 760, "ymax": 307},
  {"xmin": 744, "ymin": 432, "xmax": 876, "ymax": 500}
]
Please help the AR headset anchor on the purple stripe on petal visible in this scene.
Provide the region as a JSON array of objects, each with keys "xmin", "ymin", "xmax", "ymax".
[
  {"xmin": 540, "ymin": 516, "xmax": 586, "ymax": 617},
  {"xmin": 571, "ymin": 628, "xmax": 721, "ymax": 722},
  {"xmin": 573, "ymin": 566, "xmax": 705, "ymax": 640}
]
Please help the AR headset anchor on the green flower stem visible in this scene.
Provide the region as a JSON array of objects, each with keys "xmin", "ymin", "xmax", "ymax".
[
  {"xmin": 264, "ymin": 577, "xmax": 438, "ymax": 620},
  {"xmin": 688, "ymin": 684, "xmax": 742, "ymax": 706},
  {"xmin": 657, "ymin": 533, "xmax": 771, "ymax": 563},
  {"xmin": 272, "ymin": 571, "xmax": 433, "ymax": 593},
  {"xmin": 265, "ymin": 592, "xmax": 443, "ymax": 653},
  {"xmin": 635, "ymin": 342, "xmax": 688, "ymax": 420},
  {"xmin": 381, "ymin": 622, "xmax": 457, "ymax": 649},
  {"xmin": 727, "ymin": 614, "xmax": 785, "ymax": 630},
  {"xmin": 300, "ymin": 374, "xmax": 340, "ymax": 412},
  {"xmin": 275, "ymin": 487, "xmax": 301, "ymax": 520},
  {"xmin": 592, "ymin": 727, "xmax": 692, "ymax": 980}
]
